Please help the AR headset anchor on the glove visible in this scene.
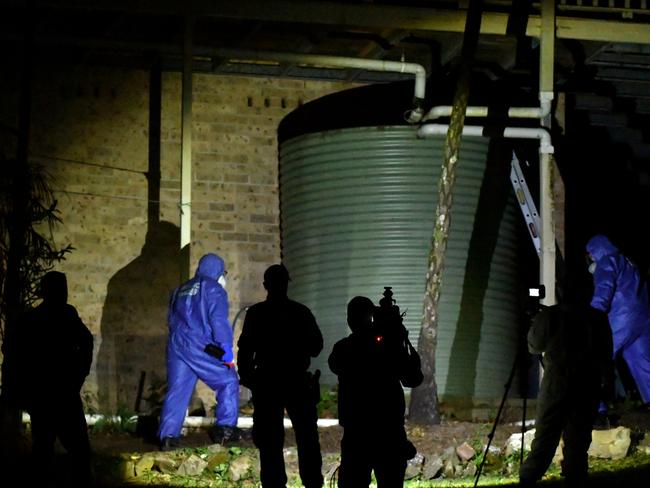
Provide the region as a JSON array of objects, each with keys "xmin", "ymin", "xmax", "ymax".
[{"xmin": 204, "ymin": 343, "xmax": 226, "ymax": 360}]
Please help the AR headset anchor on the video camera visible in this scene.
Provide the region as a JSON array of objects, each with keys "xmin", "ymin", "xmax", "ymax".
[{"xmin": 372, "ymin": 287, "xmax": 409, "ymax": 344}]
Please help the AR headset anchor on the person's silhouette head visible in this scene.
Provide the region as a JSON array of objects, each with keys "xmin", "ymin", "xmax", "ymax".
[
  {"xmin": 263, "ymin": 264, "xmax": 290, "ymax": 298},
  {"xmin": 40, "ymin": 271, "xmax": 68, "ymax": 305},
  {"xmin": 347, "ymin": 296, "xmax": 374, "ymax": 333}
]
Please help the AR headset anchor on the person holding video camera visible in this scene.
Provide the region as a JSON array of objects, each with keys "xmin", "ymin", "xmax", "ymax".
[
  {"xmin": 519, "ymin": 289, "xmax": 613, "ymax": 488},
  {"xmin": 329, "ymin": 291, "xmax": 423, "ymax": 488},
  {"xmin": 237, "ymin": 264, "xmax": 324, "ymax": 488},
  {"xmin": 158, "ymin": 253, "xmax": 240, "ymax": 450}
]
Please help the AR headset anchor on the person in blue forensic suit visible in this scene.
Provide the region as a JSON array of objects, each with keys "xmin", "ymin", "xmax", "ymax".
[
  {"xmin": 158, "ymin": 253, "xmax": 240, "ymax": 450},
  {"xmin": 586, "ymin": 234, "xmax": 650, "ymax": 410}
]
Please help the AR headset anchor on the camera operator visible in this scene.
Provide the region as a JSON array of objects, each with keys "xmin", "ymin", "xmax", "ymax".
[
  {"xmin": 329, "ymin": 291, "xmax": 423, "ymax": 488},
  {"xmin": 519, "ymin": 285, "xmax": 614, "ymax": 488}
]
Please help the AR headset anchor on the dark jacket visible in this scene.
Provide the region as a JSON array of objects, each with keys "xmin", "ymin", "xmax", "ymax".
[
  {"xmin": 16, "ymin": 302, "xmax": 93, "ymax": 407},
  {"xmin": 237, "ymin": 297, "xmax": 323, "ymax": 387},
  {"xmin": 529, "ymin": 303, "xmax": 613, "ymax": 401},
  {"xmin": 329, "ymin": 328, "xmax": 422, "ymax": 429}
]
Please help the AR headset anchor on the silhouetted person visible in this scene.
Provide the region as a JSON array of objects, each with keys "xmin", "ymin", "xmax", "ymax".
[
  {"xmin": 586, "ymin": 235, "xmax": 650, "ymax": 414},
  {"xmin": 329, "ymin": 293, "xmax": 423, "ymax": 488},
  {"xmin": 237, "ymin": 264, "xmax": 324, "ymax": 488},
  {"xmin": 519, "ymin": 292, "xmax": 614, "ymax": 488},
  {"xmin": 14, "ymin": 271, "xmax": 94, "ymax": 486},
  {"xmin": 158, "ymin": 253, "xmax": 240, "ymax": 450}
]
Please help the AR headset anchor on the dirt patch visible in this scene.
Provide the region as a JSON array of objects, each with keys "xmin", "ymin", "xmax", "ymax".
[
  {"xmin": 88, "ymin": 419, "xmax": 522, "ymax": 458},
  {"xmin": 88, "ymin": 403, "xmax": 650, "ymax": 458}
]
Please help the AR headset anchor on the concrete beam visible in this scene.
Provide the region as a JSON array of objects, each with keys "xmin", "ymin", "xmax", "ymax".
[{"xmin": 19, "ymin": 1, "xmax": 650, "ymax": 44}]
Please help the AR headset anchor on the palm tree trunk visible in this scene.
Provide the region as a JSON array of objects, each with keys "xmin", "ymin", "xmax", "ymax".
[{"xmin": 409, "ymin": 0, "xmax": 484, "ymax": 424}]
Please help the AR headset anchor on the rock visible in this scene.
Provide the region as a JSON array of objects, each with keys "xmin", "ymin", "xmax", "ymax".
[
  {"xmin": 442, "ymin": 459, "xmax": 456, "ymax": 479},
  {"xmin": 588, "ymin": 426, "xmax": 631, "ymax": 460},
  {"xmin": 483, "ymin": 444, "xmax": 501, "ymax": 457},
  {"xmin": 637, "ymin": 432, "xmax": 650, "ymax": 455},
  {"xmin": 463, "ymin": 462, "xmax": 477, "ymax": 478},
  {"xmin": 483, "ymin": 451, "xmax": 504, "ymax": 473},
  {"xmin": 283, "ymin": 447, "xmax": 298, "ymax": 463},
  {"xmin": 440, "ymin": 446, "xmax": 459, "ymax": 465},
  {"xmin": 177, "ymin": 454, "xmax": 208, "ymax": 476},
  {"xmin": 456, "ymin": 441, "xmax": 476, "ymax": 462},
  {"xmin": 505, "ymin": 429, "xmax": 536, "ymax": 456},
  {"xmin": 134, "ymin": 453, "xmax": 155, "ymax": 477},
  {"xmin": 207, "ymin": 443, "xmax": 228, "ymax": 454},
  {"xmin": 405, "ymin": 452, "xmax": 424, "ymax": 479},
  {"xmin": 153, "ymin": 454, "xmax": 179, "ymax": 474},
  {"xmin": 229, "ymin": 455, "xmax": 254, "ymax": 481},
  {"xmin": 441, "ymin": 445, "xmax": 460, "ymax": 479},
  {"xmin": 116, "ymin": 455, "xmax": 136, "ymax": 480},
  {"xmin": 206, "ymin": 451, "xmax": 230, "ymax": 472},
  {"xmin": 422, "ymin": 455, "xmax": 443, "ymax": 480}
]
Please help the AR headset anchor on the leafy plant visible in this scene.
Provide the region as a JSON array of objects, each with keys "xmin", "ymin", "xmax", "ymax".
[
  {"xmin": 317, "ymin": 385, "xmax": 338, "ymax": 418},
  {"xmin": 0, "ymin": 154, "xmax": 73, "ymax": 340},
  {"xmin": 90, "ymin": 404, "xmax": 137, "ymax": 435}
]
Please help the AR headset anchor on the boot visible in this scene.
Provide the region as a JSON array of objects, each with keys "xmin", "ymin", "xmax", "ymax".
[
  {"xmin": 160, "ymin": 436, "xmax": 181, "ymax": 451},
  {"xmin": 209, "ymin": 425, "xmax": 242, "ymax": 444}
]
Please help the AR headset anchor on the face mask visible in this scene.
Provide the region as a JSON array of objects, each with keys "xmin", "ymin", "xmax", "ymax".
[
  {"xmin": 218, "ymin": 275, "xmax": 227, "ymax": 288},
  {"xmin": 588, "ymin": 262, "xmax": 596, "ymax": 274}
]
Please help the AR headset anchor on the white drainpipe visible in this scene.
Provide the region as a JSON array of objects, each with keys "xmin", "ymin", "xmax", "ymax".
[
  {"xmin": 422, "ymin": 91, "xmax": 553, "ymax": 122},
  {"xmin": 212, "ymin": 49, "xmax": 427, "ymax": 122},
  {"xmin": 416, "ymin": 124, "xmax": 554, "ymax": 156},
  {"xmin": 21, "ymin": 413, "xmax": 338, "ymax": 429}
]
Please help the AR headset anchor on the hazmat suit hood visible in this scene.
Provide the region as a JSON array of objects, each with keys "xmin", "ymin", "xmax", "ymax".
[
  {"xmin": 586, "ymin": 235, "xmax": 619, "ymax": 262},
  {"xmin": 195, "ymin": 253, "xmax": 225, "ymax": 281}
]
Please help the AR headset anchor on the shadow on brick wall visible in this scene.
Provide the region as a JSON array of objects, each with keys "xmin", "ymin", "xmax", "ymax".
[{"xmin": 96, "ymin": 220, "xmax": 181, "ymax": 415}]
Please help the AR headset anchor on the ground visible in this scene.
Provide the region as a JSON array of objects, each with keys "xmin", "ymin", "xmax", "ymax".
[
  {"xmin": 88, "ymin": 419, "xmax": 519, "ymax": 457},
  {"xmin": 88, "ymin": 400, "xmax": 650, "ymax": 458},
  {"xmin": 9, "ymin": 400, "xmax": 650, "ymax": 487}
]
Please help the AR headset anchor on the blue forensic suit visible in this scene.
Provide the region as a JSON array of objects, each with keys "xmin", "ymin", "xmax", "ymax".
[
  {"xmin": 158, "ymin": 253, "xmax": 239, "ymax": 440},
  {"xmin": 586, "ymin": 234, "xmax": 650, "ymax": 403}
]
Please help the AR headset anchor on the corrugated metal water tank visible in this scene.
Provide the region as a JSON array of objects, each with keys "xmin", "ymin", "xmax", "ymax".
[{"xmin": 279, "ymin": 125, "xmax": 520, "ymax": 401}]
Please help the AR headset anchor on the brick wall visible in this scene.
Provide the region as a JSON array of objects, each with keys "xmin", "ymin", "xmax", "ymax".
[{"xmin": 1, "ymin": 65, "xmax": 357, "ymax": 414}]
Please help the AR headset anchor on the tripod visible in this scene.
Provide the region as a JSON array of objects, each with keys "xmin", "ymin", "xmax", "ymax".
[{"xmin": 474, "ymin": 343, "xmax": 532, "ymax": 487}]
